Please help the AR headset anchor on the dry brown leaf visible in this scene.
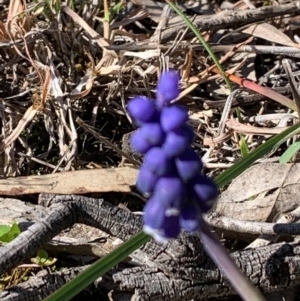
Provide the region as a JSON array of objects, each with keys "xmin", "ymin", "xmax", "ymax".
[
  {"xmin": 215, "ymin": 163, "xmax": 300, "ymax": 222},
  {"xmin": 132, "ymin": 0, "xmax": 165, "ymax": 23},
  {"xmin": 70, "ymin": 47, "xmax": 97, "ymax": 100},
  {"xmin": 0, "ymin": 167, "xmax": 138, "ymax": 195},
  {"xmin": 181, "ymin": 49, "xmax": 193, "ymax": 81},
  {"xmin": 0, "ymin": 106, "xmax": 38, "ymax": 153},
  {"xmin": 242, "ymin": 23, "xmax": 298, "ymax": 48},
  {"xmin": 63, "ymin": 5, "xmax": 116, "ymax": 58},
  {"xmin": 226, "ymin": 118, "xmax": 289, "ymax": 135},
  {"xmin": 203, "ymin": 130, "xmax": 234, "ymax": 147},
  {"xmin": 109, "ymin": 6, "xmax": 149, "ymax": 29},
  {"xmin": 0, "ymin": 20, "xmax": 8, "ymax": 41},
  {"xmin": 6, "ymin": 0, "xmax": 30, "ymax": 37},
  {"xmin": 97, "ymin": 65, "xmax": 121, "ymax": 75},
  {"xmin": 0, "ymin": 65, "xmax": 50, "ymax": 153},
  {"xmin": 7, "ymin": 0, "xmax": 24, "ymax": 24},
  {"xmin": 41, "ymin": 68, "xmax": 51, "ymax": 107},
  {"xmin": 70, "ymin": 72, "xmax": 96, "ymax": 100},
  {"xmin": 189, "ymin": 110, "xmax": 215, "ymax": 120},
  {"xmin": 123, "ymin": 49, "xmax": 160, "ymax": 59}
]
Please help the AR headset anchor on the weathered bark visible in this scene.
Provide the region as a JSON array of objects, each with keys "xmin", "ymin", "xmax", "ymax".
[
  {"xmin": 1, "ymin": 194, "xmax": 300, "ymax": 300},
  {"xmin": 103, "ymin": 242, "xmax": 300, "ymax": 300},
  {"xmin": 0, "ymin": 267, "xmax": 86, "ymax": 301}
]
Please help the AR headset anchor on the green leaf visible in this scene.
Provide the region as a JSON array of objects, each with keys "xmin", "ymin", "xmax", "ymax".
[
  {"xmin": 105, "ymin": 1, "xmax": 125, "ymax": 22},
  {"xmin": 0, "ymin": 222, "xmax": 21, "ymax": 244},
  {"xmin": 0, "ymin": 225, "xmax": 11, "ymax": 237},
  {"xmin": 37, "ymin": 249, "xmax": 49, "ymax": 262},
  {"xmin": 279, "ymin": 141, "xmax": 300, "ymax": 163},
  {"xmin": 111, "ymin": 2, "xmax": 124, "ymax": 17},
  {"xmin": 31, "ymin": 249, "xmax": 57, "ymax": 266}
]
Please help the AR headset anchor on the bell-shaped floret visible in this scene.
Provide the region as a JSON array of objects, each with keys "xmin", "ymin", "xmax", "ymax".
[
  {"xmin": 143, "ymin": 197, "xmax": 167, "ymax": 230},
  {"xmin": 130, "ymin": 130, "xmax": 151, "ymax": 154},
  {"xmin": 143, "ymin": 196, "xmax": 181, "ymax": 243},
  {"xmin": 140, "ymin": 122, "xmax": 165, "ymax": 146},
  {"xmin": 144, "ymin": 147, "xmax": 171, "ymax": 176},
  {"xmin": 127, "ymin": 97, "xmax": 156, "ymax": 123},
  {"xmin": 160, "ymin": 214, "xmax": 181, "ymax": 241},
  {"xmin": 188, "ymin": 175, "xmax": 218, "ymax": 213},
  {"xmin": 136, "ymin": 165, "xmax": 159, "ymax": 197},
  {"xmin": 163, "ymin": 125, "xmax": 195, "ymax": 157},
  {"xmin": 180, "ymin": 202, "xmax": 201, "ymax": 232},
  {"xmin": 154, "ymin": 176, "xmax": 186, "ymax": 208},
  {"xmin": 156, "ymin": 71, "xmax": 180, "ymax": 109},
  {"xmin": 160, "ymin": 104, "xmax": 188, "ymax": 132},
  {"xmin": 175, "ymin": 148, "xmax": 202, "ymax": 181}
]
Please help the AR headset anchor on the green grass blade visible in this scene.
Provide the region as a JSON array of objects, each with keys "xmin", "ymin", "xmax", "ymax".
[
  {"xmin": 239, "ymin": 136, "xmax": 249, "ymax": 158},
  {"xmin": 279, "ymin": 141, "xmax": 300, "ymax": 163},
  {"xmin": 43, "ymin": 231, "xmax": 150, "ymax": 301},
  {"xmin": 215, "ymin": 122, "xmax": 300, "ymax": 188},
  {"xmin": 166, "ymin": 0, "xmax": 232, "ymax": 91}
]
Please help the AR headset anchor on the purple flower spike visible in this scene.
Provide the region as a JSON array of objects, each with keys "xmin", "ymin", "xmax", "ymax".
[
  {"xmin": 130, "ymin": 130, "xmax": 151, "ymax": 154},
  {"xmin": 180, "ymin": 202, "xmax": 201, "ymax": 232},
  {"xmin": 175, "ymin": 148, "xmax": 202, "ymax": 180},
  {"xmin": 160, "ymin": 104, "xmax": 188, "ymax": 132},
  {"xmin": 154, "ymin": 176, "xmax": 186, "ymax": 208},
  {"xmin": 188, "ymin": 175, "xmax": 218, "ymax": 213},
  {"xmin": 127, "ymin": 97, "xmax": 156, "ymax": 123},
  {"xmin": 128, "ymin": 70, "xmax": 219, "ymax": 243},
  {"xmin": 137, "ymin": 165, "xmax": 159, "ymax": 197},
  {"xmin": 156, "ymin": 71, "xmax": 180, "ymax": 109},
  {"xmin": 144, "ymin": 147, "xmax": 171, "ymax": 176},
  {"xmin": 163, "ymin": 126, "xmax": 195, "ymax": 157}
]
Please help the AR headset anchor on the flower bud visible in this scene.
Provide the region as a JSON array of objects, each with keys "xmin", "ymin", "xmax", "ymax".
[
  {"xmin": 143, "ymin": 197, "xmax": 167, "ymax": 230},
  {"xmin": 163, "ymin": 125, "xmax": 195, "ymax": 157},
  {"xmin": 188, "ymin": 175, "xmax": 218, "ymax": 213},
  {"xmin": 154, "ymin": 176, "xmax": 186, "ymax": 208},
  {"xmin": 137, "ymin": 165, "xmax": 159, "ymax": 197},
  {"xmin": 144, "ymin": 147, "xmax": 171, "ymax": 175},
  {"xmin": 127, "ymin": 97, "xmax": 156, "ymax": 123},
  {"xmin": 143, "ymin": 197, "xmax": 180, "ymax": 243},
  {"xmin": 156, "ymin": 70, "xmax": 180, "ymax": 108},
  {"xmin": 180, "ymin": 202, "xmax": 201, "ymax": 232},
  {"xmin": 175, "ymin": 148, "xmax": 202, "ymax": 180},
  {"xmin": 160, "ymin": 104, "xmax": 188, "ymax": 132},
  {"xmin": 130, "ymin": 130, "xmax": 151, "ymax": 154},
  {"xmin": 140, "ymin": 122, "xmax": 165, "ymax": 146}
]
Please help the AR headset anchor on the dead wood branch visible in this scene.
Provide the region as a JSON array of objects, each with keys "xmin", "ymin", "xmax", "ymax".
[
  {"xmin": 1, "ymin": 195, "xmax": 300, "ymax": 300},
  {"xmin": 154, "ymin": 3, "xmax": 300, "ymax": 42}
]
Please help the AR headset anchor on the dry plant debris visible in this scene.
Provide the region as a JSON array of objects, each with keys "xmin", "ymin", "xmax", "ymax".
[{"xmin": 1, "ymin": 0, "xmax": 300, "ymax": 300}]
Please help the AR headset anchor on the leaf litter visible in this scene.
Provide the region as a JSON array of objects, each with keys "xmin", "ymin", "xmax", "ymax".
[{"xmin": 1, "ymin": 0, "xmax": 300, "ymax": 300}]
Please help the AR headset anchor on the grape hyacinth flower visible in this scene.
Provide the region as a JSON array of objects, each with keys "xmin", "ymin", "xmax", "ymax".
[{"xmin": 127, "ymin": 70, "xmax": 218, "ymax": 243}]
